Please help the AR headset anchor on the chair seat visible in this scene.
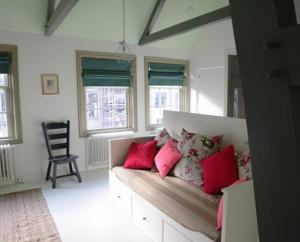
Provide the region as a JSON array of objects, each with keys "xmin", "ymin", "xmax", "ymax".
[{"xmin": 49, "ymin": 154, "xmax": 78, "ymax": 163}]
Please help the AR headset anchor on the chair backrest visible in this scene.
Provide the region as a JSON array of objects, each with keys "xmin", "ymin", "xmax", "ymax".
[{"xmin": 41, "ymin": 120, "xmax": 70, "ymax": 159}]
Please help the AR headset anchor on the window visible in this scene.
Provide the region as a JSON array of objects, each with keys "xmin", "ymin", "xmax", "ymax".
[
  {"xmin": 0, "ymin": 45, "xmax": 22, "ymax": 144},
  {"xmin": 150, "ymin": 86, "xmax": 180, "ymax": 125},
  {"xmin": 85, "ymin": 87, "xmax": 128, "ymax": 129},
  {"xmin": 145, "ymin": 57, "xmax": 189, "ymax": 130},
  {"xmin": 77, "ymin": 51, "xmax": 137, "ymax": 136}
]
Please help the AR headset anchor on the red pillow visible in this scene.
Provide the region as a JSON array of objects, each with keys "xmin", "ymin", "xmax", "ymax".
[
  {"xmin": 154, "ymin": 139, "xmax": 182, "ymax": 177},
  {"xmin": 123, "ymin": 140, "xmax": 157, "ymax": 169},
  {"xmin": 202, "ymin": 145, "xmax": 238, "ymax": 194}
]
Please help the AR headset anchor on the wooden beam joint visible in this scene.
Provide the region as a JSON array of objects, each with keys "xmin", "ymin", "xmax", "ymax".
[
  {"xmin": 139, "ymin": 0, "xmax": 166, "ymax": 43},
  {"xmin": 45, "ymin": 0, "xmax": 79, "ymax": 36},
  {"xmin": 47, "ymin": 0, "xmax": 56, "ymax": 21}
]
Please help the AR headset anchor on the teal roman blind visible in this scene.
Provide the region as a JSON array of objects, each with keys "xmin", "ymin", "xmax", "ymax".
[
  {"xmin": 82, "ymin": 58, "xmax": 132, "ymax": 86},
  {"xmin": 0, "ymin": 53, "xmax": 10, "ymax": 74},
  {"xmin": 148, "ymin": 63, "xmax": 185, "ymax": 86}
]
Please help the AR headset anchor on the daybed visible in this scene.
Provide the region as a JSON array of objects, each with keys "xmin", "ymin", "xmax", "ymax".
[{"xmin": 109, "ymin": 110, "xmax": 258, "ymax": 242}]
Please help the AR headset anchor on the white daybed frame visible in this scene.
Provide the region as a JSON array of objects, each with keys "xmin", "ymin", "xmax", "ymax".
[{"xmin": 109, "ymin": 110, "xmax": 258, "ymax": 242}]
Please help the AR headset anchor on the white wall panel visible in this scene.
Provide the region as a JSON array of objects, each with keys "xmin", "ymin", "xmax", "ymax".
[{"xmin": 189, "ymin": 20, "xmax": 236, "ymax": 116}]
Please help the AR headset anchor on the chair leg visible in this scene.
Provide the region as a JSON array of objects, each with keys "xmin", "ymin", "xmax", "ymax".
[
  {"xmin": 72, "ymin": 160, "xmax": 82, "ymax": 183},
  {"xmin": 52, "ymin": 163, "xmax": 57, "ymax": 189},
  {"xmin": 46, "ymin": 162, "xmax": 52, "ymax": 181},
  {"xmin": 68, "ymin": 162, "xmax": 74, "ymax": 174}
]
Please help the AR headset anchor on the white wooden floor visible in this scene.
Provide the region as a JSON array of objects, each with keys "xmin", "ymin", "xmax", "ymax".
[{"xmin": 0, "ymin": 169, "xmax": 152, "ymax": 242}]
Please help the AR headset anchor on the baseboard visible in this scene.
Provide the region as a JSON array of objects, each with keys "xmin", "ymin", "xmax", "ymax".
[
  {"xmin": 0, "ymin": 180, "xmax": 43, "ymax": 195},
  {"xmin": 87, "ymin": 163, "xmax": 109, "ymax": 171}
]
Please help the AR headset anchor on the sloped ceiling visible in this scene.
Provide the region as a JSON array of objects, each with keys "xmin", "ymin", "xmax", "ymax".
[{"xmin": 0, "ymin": 0, "xmax": 228, "ymax": 51}]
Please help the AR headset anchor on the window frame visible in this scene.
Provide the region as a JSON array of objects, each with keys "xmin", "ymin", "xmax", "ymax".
[
  {"xmin": 144, "ymin": 56, "xmax": 190, "ymax": 130},
  {"xmin": 76, "ymin": 50, "xmax": 137, "ymax": 137},
  {"xmin": 0, "ymin": 45, "xmax": 22, "ymax": 144}
]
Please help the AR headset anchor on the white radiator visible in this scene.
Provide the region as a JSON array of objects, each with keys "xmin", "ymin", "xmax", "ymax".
[
  {"xmin": 85, "ymin": 132, "xmax": 133, "ymax": 167},
  {"xmin": 0, "ymin": 144, "xmax": 16, "ymax": 185}
]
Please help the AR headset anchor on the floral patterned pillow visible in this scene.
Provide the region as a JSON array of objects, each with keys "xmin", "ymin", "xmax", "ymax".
[
  {"xmin": 172, "ymin": 129, "xmax": 223, "ymax": 185},
  {"xmin": 172, "ymin": 156, "xmax": 203, "ymax": 185},
  {"xmin": 176, "ymin": 129, "xmax": 223, "ymax": 156},
  {"xmin": 154, "ymin": 128, "xmax": 171, "ymax": 147},
  {"xmin": 236, "ymin": 149, "xmax": 252, "ymax": 180}
]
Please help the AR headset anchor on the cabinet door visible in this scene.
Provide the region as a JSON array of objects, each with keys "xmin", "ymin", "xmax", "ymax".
[
  {"xmin": 163, "ymin": 222, "xmax": 192, "ymax": 242},
  {"xmin": 132, "ymin": 196, "xmax": 162, "ymax": 242},
  {"xmin": 110, "ymin": 175, "xmax": 132, "ymax": 217}
]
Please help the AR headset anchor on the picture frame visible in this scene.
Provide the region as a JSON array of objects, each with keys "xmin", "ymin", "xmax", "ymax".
[{"xmin": 41, "ymin": 74, "xmax": 59, "ymax": 95}]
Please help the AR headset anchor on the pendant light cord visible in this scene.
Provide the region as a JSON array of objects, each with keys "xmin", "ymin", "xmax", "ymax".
[
  {"xmin": 122, "ymin": 0, "xmax": 125, "ymax": 43},
  {"xmin": 117, "ymin": 0, "xmax": 132, "ymax": 57}
]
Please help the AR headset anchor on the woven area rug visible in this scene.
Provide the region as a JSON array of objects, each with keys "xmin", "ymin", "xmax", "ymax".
[{"xmin": 0, "ymin": 189, "xmax": 61, "ymax": 242}]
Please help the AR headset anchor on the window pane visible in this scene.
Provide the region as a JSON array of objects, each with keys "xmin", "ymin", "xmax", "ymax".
[
  {"xmin": 0, "ymin": 114, "xmax": 8, "ymax": 137},
  {"xmin": 0, "ymin": 89, "xmax": 6, "ymax": 112},
  {"xmin": 85, "ymin": 87, "xmax": 128, "ymax": 130},
  {"xmin": 0, "ymin": 74, "xmax": 8, "ymax": 86},
  {"xmin": 149, "ymin": 86, "xmax": 181, "ymax": 125},
  {"xmin": 150, "ymin": 107, "xmax": 163, "ymax": 125}
]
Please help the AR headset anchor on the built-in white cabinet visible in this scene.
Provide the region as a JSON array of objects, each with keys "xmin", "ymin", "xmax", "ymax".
[{"xmin": 109, "ymin": 172, "xmax": 214, "ymax": 242}]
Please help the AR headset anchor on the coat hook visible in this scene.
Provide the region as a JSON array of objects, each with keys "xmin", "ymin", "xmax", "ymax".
[
  {"xmin": 265, "ymin": 69, "xmax": 282, "ymax": 80},
  {"xmin": 262, "ymin": 41, "xmax": 280, "ymax": 51}
]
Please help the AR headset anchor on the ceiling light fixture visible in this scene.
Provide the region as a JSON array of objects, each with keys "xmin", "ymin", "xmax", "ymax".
[{"xmin": 116, "ymin": 0, "xmax": 132, "ymax": 57}]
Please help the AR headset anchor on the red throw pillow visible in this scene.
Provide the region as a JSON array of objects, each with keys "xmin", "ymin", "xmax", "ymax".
[
  {"xmin": 155, "ymin": 139, "xmax": 182, "ymax": 177},
  {"xmin": 123, "ymin": 140, "xmax": 157, "ymax": 169},
  {"xmin": 202, "ymin": 145, "xmax": 238, "ymax": 194}
]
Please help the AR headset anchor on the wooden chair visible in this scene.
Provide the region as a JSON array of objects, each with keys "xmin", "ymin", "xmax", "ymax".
[{"xmin": 41, "ymin": 120, "xmax": 82, "ymax": 188}]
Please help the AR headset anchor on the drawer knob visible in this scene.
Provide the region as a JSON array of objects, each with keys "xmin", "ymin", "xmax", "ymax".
[
  {"xmin": 142, "ymin": 217, "xmax": 148, "ymax": 221},
  {"xmin": 117, "ymin": 195, "xmax": 121, "ymax": 199}
]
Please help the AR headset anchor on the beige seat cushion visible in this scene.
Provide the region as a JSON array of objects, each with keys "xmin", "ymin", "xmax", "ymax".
[{"xmin": 112, "ymin": 166, "xmax": 221, "ymax": 241}]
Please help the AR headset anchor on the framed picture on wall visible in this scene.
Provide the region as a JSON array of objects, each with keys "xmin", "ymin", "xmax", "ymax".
[{"xmin": 41, "ymin": 74, "xmax": 59, "ymax": 95}]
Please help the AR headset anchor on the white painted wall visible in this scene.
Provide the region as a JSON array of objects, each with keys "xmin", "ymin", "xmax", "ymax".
[
  {"xmin": 0, "ymin": 30, "xmax": 189, "ymax": 182},
  {"xmin": 189, "ymin": 20, "xmax": 236, "ymax": 117},
  {"xmin": 189, "ymin": 2, "xmax": 300, "ymax": 116}
]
